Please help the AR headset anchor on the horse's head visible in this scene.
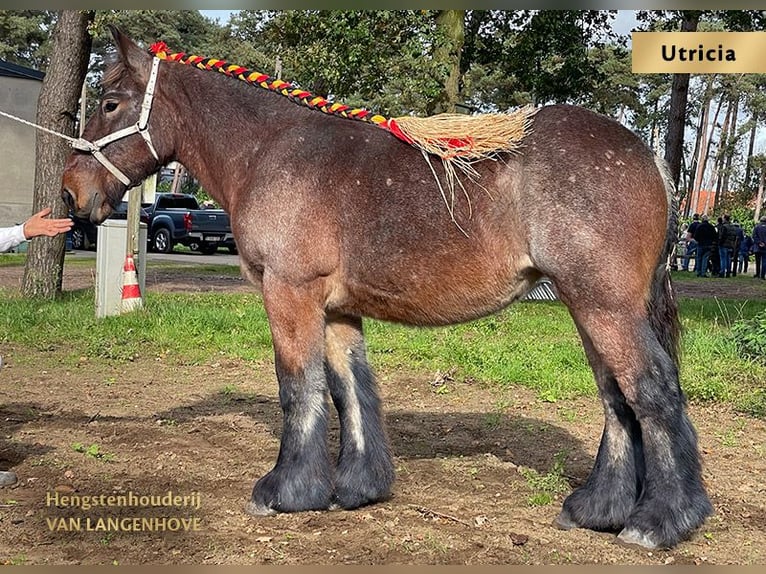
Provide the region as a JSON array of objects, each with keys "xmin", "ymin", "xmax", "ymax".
[{"xmin": 62, "ymin": 27, "xmax": 168, "ymax": 224}]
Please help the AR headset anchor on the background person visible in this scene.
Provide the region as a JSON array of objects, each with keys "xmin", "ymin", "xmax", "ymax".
[
  {"xmin": 682, "ymin": 213, "xmax": 700, "ymax": 271},
  {"xmin": 693, "ymin": 214, "xmax": 717, "ymax": 277},
  {"xmin": 753, "ymin": 215, "xmax": 766, "ymax": 280}
]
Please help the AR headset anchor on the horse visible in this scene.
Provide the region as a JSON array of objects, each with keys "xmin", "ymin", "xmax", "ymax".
[{"xmin": 61, "ymin": 27, "xmax": 712, "ymax": 550}]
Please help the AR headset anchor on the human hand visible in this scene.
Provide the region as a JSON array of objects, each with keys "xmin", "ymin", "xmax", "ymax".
[{"xmin": 23, "ymin": 207, "xmax": 74, "ymax": 240}]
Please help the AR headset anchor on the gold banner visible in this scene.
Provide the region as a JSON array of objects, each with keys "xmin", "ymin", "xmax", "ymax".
[{"xmin": 632, "ymin": 32, "xmax": 766, "ymax": 73}]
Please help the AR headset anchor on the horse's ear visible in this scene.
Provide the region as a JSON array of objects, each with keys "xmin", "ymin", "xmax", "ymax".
[{"xmin": 109, "ymin": 25, "xmax": 151, "ymax": 84}]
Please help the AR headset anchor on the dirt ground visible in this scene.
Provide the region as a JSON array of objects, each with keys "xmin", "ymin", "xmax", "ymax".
[{"xmin": 0, "ymin": 260, "xmax": 764, "ymax": 565}]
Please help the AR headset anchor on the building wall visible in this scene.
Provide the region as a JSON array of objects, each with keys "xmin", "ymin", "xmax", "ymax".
[{"xmin": 0, "ymin": 75, "xmax": 42, "ymax": 228}]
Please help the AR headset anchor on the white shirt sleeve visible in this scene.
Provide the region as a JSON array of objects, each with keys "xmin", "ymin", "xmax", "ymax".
[{"xmin": 0, "ymin": 224, "xmax": 27, "ymax": 253}]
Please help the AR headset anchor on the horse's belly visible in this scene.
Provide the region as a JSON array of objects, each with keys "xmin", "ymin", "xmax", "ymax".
[{"xmin": 340, "ymin": 253, "xmax": 540, "ymax": 326}]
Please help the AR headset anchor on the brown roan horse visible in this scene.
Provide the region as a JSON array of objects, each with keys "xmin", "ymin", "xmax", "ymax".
[{"xmin": 61, "ymin": 28, "xmax": 712, "ymax": 550}]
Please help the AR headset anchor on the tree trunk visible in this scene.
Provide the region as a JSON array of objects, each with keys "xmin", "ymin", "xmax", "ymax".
[
  {"xmin": 744, "ymin": 111, "xmax": 759, "ymax": 193},
  {"xmin": 689, "ymin": 82, "xmax": 714, "ymax": 217},
  {"xmin": 718, "ymin": 93, "xmax": 739, "ymax": 210},
  {"xmin": 755, "ymin": 167, "xmax": 765, "ymax": 223},
  {"xmin": 663, "ymin": 11, "xmax": 700, "ymax": 188},
  {"xmin": 714, "ymin": 99, "xmax": 733, "ymax": 198},
  {"xmin": 429, "ymin": 10, "xmax": 465, "ymax": 115},
  {"xmin": 693, "ymin": 93, "xmax": 723, "ymax": 216},
  {"xmin": 21, "ymin": 10, "xmax": 93, "ymax": 298},
  {"xmin": 686, "ymin": 92, "xmax": 709, "ymax": 217}
]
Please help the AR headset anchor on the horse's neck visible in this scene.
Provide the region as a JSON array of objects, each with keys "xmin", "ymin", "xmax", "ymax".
[{"xmin": 165, "ymin": 68, "xmax": 294, "ymax": 211}]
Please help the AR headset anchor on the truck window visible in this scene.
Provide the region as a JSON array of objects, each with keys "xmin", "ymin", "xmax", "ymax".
[
  {"xmin": 176, "ymin": 198, "xmax": 199, "ymax": 210},
  {"xmin": 156, "ymin": 196, "xmax": 199, "ymax": 210}
]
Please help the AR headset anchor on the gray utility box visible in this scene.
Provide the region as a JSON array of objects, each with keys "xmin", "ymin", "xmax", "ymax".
[{"xmin": 95, "ymin": 219, "xmax": 148, "ymax": 318}]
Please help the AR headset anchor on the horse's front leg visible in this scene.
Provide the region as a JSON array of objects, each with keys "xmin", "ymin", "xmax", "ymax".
[
  {"xmin": 325, "ymin": 314, "xmax": 395, "ymax": 509},
  {"xmin": 246, "ymin": 277, "xmax": 334, "ymax": 515}
]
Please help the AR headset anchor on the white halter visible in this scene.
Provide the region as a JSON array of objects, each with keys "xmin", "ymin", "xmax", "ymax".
[{"xmin": 70, "ymin": 56, "xmax": 162, "ymax": 186}]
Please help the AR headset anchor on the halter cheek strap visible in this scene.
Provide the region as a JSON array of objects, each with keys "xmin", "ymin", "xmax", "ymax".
[{"xmin": 71, "ymin": 56, "xmax": 161, "ymax": 186}]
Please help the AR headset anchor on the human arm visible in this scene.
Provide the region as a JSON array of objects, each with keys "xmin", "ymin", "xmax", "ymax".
[
  {"xmin": 0, "ymin": 224, "xmax": 27, "ymax": 253},
  {"xmin": 0, "ymin": 208, "xmax": 73, "ymax": 253},
  {"xmin": 22, "ymin": 207, "xmax": 73, "ymax": 239}
]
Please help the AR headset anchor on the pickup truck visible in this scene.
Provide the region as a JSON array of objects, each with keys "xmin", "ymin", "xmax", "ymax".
[{"xmin": 145, "ymin": 193, "xmax": 236, "ymax": 255}]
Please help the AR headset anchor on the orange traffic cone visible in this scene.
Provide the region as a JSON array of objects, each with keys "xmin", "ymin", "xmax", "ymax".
[{"xmin": 121, "ymin": 254, "xmax": 143, "ymax": 312}]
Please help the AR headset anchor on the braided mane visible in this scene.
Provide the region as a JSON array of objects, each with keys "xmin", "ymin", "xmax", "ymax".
[
  {"xmin": 149, "ymin": 42, "xmax": 402, "ymax": 136},
  {"xmin": 149, "ymin": 41, "xmax": 535, "ymax": 160},
  {"xmin": 149, "ymin": 41, "xmax": 537, "ymax": 233}
]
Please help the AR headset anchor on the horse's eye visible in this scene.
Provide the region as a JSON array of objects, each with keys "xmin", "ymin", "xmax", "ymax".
[{"xmin": 103, "ymin": 101, "xmax": 119, "ymax": 113}]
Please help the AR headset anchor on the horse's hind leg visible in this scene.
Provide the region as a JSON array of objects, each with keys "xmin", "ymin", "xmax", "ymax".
[
  {"xmin": 556, "ymin": 324, "xmax": 643, "ymax": 532},
  {"xmin": 246, "ymin": 277, "xmax": 334, "ymax": 515},
  {"xmin": 324, "ymin": 314, "xmax": 395, "ymax": 509},
  {"xmin": 560, "ymin": 305, "xmax": 711, "ymax": 548}
]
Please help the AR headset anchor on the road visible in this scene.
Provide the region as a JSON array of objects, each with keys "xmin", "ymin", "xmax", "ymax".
[{"xmin": 65, "ymin": 248, "xmax": 241, "ymax": 267}]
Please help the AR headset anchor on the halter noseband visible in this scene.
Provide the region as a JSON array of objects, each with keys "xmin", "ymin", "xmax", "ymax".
[{"xmin": 71, "ymin": 56, "xmax": 161, "ymax": 186}]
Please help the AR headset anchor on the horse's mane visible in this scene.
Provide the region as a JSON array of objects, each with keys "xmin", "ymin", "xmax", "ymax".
[
  {"xmin": 148, "ymin": 41, "xmax": 536, "ymax": 164},
  {"xmin": 102, "ymin": 58, "xmax": 128, "ymax": 91},
  {"xmin": 148, "ymin": 41, "xmax": 537, "ymax": 232}
]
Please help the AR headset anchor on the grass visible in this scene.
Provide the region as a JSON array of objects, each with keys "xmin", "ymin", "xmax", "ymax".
[
  {"xmin": 1, "ymin": 256, "xmax": 765, "ymax": 417},
  {"xmin": 71, "ymin": 442, "xmax": 115, "ymax": 462},
  {"xmin": 518, "ymin": 451, "xmax": 570, "ymax": 506}
]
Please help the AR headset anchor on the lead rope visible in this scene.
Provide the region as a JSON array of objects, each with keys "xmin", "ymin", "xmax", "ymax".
[{"xmin": 0, "ymin": 57, "xmax": 162, "ymax": 187}]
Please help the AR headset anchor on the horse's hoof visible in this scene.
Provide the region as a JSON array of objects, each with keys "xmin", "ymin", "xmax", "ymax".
[
  {"xmin": 244, "ymin": 499, "xmax": 277, "ymax": 517},
  {"xmin": 616, "ymin": 527, "xmax": 659, "ymax": 550},
  {"xmin": 554, "ymin": 509, "xmax": 579, "ymax": 530}
]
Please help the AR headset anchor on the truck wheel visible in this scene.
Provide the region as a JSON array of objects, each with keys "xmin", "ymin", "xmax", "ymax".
[
  {"xmin": 152, "ymin": 228, "xmax": 173, "ymax": 254},
  {"xmin": 200, "ymin": 242, "xmax": 218, "ymax": 255}
]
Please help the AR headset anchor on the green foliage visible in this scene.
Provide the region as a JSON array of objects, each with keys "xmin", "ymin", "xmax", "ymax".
[
  {"xmin": 679, "ymin": 298, "xmax": 766, "ymax": 416},
  {"xmin": 0, "ymin": 10, "xmax": 56, "ymax": 70},
  {"xmin": 584, "ymin": 44, "xmax": 639, "ymax": 117},
  {"xmin": 71, "ymin": 442, "xmax": 114, "ymax": 462},
  {"xmin": 725, "ymin": 206, "xmax": 756, "ymax": 236},
  {"xmin": 229, "ymin": 10, "xmax": 444, "ymax": 116},
  {"xmin": 518, "ymin": 451, "xmax": 570, "ymax": 506},
  {"xmin": 503, "ymin": 11, "xmax": 615, "ymax": 106},
  {"xmin": 90, "ymin": 10, "xmax": 217, "ymax": 63},
  {"xmin": 732, "ymin": 309, "xmax": 766, "ymax": 364}
]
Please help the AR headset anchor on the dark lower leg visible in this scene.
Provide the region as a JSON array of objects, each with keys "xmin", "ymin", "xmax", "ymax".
[
  {"xmin": 248, "ymin": 278, "xmax": 334, "ymax": 515},
  {"xmin": 558, "ymin": 328, "xmax": 643, "ymax": 532},
  {"xmin": 559, "ymin": 390, "xmax": 643, "ymax": 531},
  {"xmin": 616, "ymin": 334, "xmax": 712, "ymax": 548},
  {"xmin": 248, "ymin": 359, "xmax": 334, "ymax": 515},
  {"xmin": 325, "ymin": 316, "xmax": 395, "ymax": 509}
]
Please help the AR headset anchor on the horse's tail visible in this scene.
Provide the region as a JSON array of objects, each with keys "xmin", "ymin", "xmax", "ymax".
[{"xmin": 649, "ymin": 155, "xmax": 681, "ymax": 368}]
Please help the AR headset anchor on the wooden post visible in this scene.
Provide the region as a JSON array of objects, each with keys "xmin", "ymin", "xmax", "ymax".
[
  {"xmin": 170, "ymin": 163, "xmax": 185, "ymax": 194},
  {"xmin": 126, "ymin": 185, "xmax": 141, "ymax": 261},
  {"xmin": 79, "ymin": 79, "xmax": 86, "ymax": 136}
]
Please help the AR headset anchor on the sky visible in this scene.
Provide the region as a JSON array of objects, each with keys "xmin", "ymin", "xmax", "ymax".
[{"xmin": 199, "ymin": 10, "xmax": 236, "ymax": 23}]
